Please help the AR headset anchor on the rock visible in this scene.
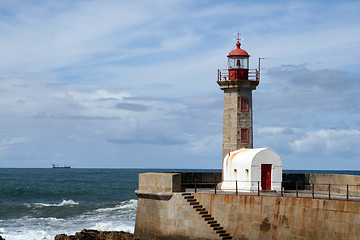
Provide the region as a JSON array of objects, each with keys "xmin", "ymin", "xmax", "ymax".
[
  {"xmin": 0, "ymin": 235, "xmax": 5, "ymax": 240},
  {"xmin": 54, "ymin": 229, "xmax": 135, "ymax": 240}
]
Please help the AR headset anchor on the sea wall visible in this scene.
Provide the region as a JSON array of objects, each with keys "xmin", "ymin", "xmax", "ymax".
[
  {"xmin": 195, "ymin": 193, "xmax": 359, "ymax": 240},
  {"xmin": 283, "ymin": 173, "xmax": 360, "ymax": 193},
  {"xmin": 134, "ymin": 173, "xmax": 218, "ymax": 240},
  {"xmin": 134, "ymin": 173, "xmax": 360, "ymax": 240}
]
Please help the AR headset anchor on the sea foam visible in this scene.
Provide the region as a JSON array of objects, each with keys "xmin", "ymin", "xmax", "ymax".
[{"xmin": 25, "ymin": 199, "xmax": 79, "ymax": 208}]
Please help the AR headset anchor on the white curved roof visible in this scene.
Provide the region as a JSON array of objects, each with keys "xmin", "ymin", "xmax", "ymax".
[{"xmin": 224, "ymin": 148, "xmax": 282, "ymax": 169}]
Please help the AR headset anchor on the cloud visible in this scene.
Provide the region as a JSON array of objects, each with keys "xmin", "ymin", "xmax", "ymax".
[
  {"xmin": 267, "ymin": 65, "xmax": 357, "ymax": 91},
  {"xmin": 107, "ymin": 134, "xmax": 186, "ymax": 146},
  {"xmin": 0, "ymin": 1, "xmax": 360, "ymax": 168},
  {"xmin": 257, "ymin": 127, "xmax": 300, "ymax": 135},
  {"xmin": 0, "ymin": 137, "xmax": 27, "ymax": 155},
  {"xmin": 0, "ymin": 137, "xmax": 27, "ymax": 146},
  {"xmin": 33, "ymin": 112, "xmax": 121, "ymax": 120},
  {"xmin": 188, "ymin": 134, "xmax": 222, "ymax": 153},
  {"xmin": 290, "ymin": 129, "xmax": 360, "ymax": 156},
  {"xmin": 115, "ymin": 103, "xmax": 150, "ymax": 112},
  {"xmin": 255, "ymin": 126, "xmax": 360, "ymax": 169},
  {"xmin": 255, "ymin": 65, "xmax": 360, "ymax": 130}
]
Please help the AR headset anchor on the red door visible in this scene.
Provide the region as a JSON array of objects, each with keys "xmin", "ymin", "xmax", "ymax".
[{"xmin": 261, "ymin": 164, "xmax": 272, "ymax": 190}]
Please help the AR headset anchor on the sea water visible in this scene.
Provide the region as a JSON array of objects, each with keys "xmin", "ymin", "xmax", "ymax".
[
  {"xmin": 0, "ymin": 168, "xmax": 221, "ymax": 240},
  {"xmin": 1, "ymin": 168, "xmax": 358, "ymax": 240},
  {"xmin": 0, "ymin": 168, "xmax": 149, "ymax": 240}
]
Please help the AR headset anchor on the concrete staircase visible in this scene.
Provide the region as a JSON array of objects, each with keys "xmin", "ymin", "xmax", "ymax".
[{"xmin": 182, "ymin": 193, "xmax": 232, "ymax": 240}]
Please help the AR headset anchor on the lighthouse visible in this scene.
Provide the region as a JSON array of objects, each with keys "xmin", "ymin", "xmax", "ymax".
[
  {"xmin": 218, "ymin": 37, "xmax": 283, "ymax": 192},
  {"xmin": 217, "ymin": 38, "xmax": 259, "ymax": 161}
]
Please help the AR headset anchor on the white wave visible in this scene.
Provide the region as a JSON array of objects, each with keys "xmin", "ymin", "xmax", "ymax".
[
  {"xmin": 1, "ymin": 217, "xmax": 77, "ymax": 240},
  {"xmin": 91, "ymin": 221, "xmax": 135, "ymax": 234},
  {"xmin": 25, "ymin": 199, "xmax": 79, "ymax": 208},
  {"xmin": 58, "ymin": 199, "xmax": 78, "ymax": 206},
  {"xmin": 4, "ymin": 199, "xmax": 136, "ymax": 239},
  {"xmin": 117, "ymin": 199, "xmax": 137, "ymax": 209},
  {"xmin": 1, "ymin": 230, "xmax": 53, "ymax": 240},
  {"xmin": 94, "ymin": 199, "xmax": 137, "ymax": 213}
]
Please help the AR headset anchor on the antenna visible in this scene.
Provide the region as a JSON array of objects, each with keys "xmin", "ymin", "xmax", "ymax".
[{"xmin": 258, "ymin": 57, "xmax": 275, "ymax": 80}]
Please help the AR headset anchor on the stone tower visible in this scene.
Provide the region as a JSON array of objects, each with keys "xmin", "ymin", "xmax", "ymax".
[{"xmin": 217, "ymin": 40, "xmax": 259, "ymax": 160}]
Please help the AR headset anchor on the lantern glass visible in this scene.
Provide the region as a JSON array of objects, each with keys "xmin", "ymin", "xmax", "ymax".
[{"xmin": 228, "ymin": 57, "xmax": 249, "ymax": 69}]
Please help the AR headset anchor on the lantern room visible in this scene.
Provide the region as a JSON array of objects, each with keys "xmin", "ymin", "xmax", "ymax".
[{"xmin": 227, "ymin": 41, "xmax": 250, "ymax": 80}]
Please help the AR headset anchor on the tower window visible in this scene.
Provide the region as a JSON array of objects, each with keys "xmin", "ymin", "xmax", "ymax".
[
  {"xmin": 241, "ymin": 128, "xmax": 249, "ymax": 142},
  {"xmin": 241, "ymin": 98, "xmax": 248, "ymax": 111}
]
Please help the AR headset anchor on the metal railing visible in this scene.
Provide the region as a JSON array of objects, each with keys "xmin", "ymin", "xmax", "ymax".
[
  {"xmin": 217, "ymin": 69, "xmax": 259, "ymax": 82},
  {"xmin": 189, "ymin": 180, "xmax": 360, "ymax": 202}
]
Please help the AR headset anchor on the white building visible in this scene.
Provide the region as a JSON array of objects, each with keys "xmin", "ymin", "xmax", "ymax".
[{"xmin": 220, "ymin": 148, "xmax": 282, "ymax": 192}]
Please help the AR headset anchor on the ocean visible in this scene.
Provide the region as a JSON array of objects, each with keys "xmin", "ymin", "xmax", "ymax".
[
  {"xmin": 0, "ymin": 168, "xmax": 220, "ymax": 240},
  {"xmin": 0, "ymin": 168, "xmax": 359, "ymax": 240}
]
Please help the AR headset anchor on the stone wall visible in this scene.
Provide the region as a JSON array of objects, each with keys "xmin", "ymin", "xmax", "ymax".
[
  {"xmin": 222, "ymin": 88, "xmax": 254, "ymax": 160},
  {"xmin": 135, "ymin": 172, "xmax": 183, "ymax": 201},
  {"xmin": 134, "ymin": 172, "xmax": 360, "ymax": 240},
  {"xmin": 195, "ymin": 193, "xmax": 360, "ymax": 240},
  {"xmin": 283, "ymin": 173, "xmax": 360, "ymax": 194},
  {"xmin": 138, "ymin": 172, "xmax": 182, "ymax": 193},
  {"xmin": 134, "ymin": 172, "xmax": 218, "ymax": 239},
  {"xmin": 135, "ymin": 194, "xmax": 219, "ymax": 240}
]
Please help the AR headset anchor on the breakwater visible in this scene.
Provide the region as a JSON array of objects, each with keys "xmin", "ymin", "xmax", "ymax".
[{"xmin": 134, "ymin": 172, "xmax": 360, "ymax": 240}]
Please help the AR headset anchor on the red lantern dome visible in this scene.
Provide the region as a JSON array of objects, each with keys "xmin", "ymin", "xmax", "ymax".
[{"xmin": 227, "ymin": 41, "xmax": 250, "ymax": 58}]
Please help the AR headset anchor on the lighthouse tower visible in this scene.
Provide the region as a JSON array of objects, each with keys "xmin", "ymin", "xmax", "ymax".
[{"xmin": 217, "ymin": 39, "xmax": 259, "ymax": 161}]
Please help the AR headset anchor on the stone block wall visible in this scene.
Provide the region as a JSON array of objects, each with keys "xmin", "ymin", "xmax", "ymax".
[
  {"xmin": 137, "ymin": 172, "xmax": 182, "ymax": 193},
  {"xmin": 134, "ymin": 173, "xmax": 360, "ymax": 240},
  {"xmin": 222, "ymin": 87, "xmax": 254, "ymax": 160},
  {"xmin": 308, "ymin": 174, "xmax": 360, "ymax": 194},
  {"xmin": 135, "ymin": 194, "xmax": 219, "ymax": 240},
  {"xmin": 195, "ymin": 193, "xmax": 360, "ymax": 240},
  {"xmin": 283, "ymin": 173, "xmax": 360, "ymax": 194}
]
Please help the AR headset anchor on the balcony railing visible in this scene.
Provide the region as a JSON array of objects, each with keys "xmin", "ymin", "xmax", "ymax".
[{"xmin": 217, "ymin": 69, "xmax": 259, "ymax": 82}]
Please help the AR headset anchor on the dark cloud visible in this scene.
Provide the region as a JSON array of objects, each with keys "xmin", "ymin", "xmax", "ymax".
[
  {"xmin": 267, "ymin": 64, "xmax": 357, "ymax": 91},
  {"xmin": 97, "ymin": 97, "xmax": 122, "ymax": 101},
  {"xmin": 255, "ymin": 65, "xmax": 360, "ymax": 129},
  {"xmin": 115, "ymin": 103, "xmax": 150, "ymax": 112},
  {"xmin": 107, "ymin": 132, "xmax": 187, "ymax": 146},
  {"xmin": 33, "ymin": 112, "xmax": 121, "ymax": 120}
]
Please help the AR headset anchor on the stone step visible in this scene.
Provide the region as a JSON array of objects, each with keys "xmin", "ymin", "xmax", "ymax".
[
  {"xmin": 210, "ymin": 223, "xmax": 220, "ymax": 228},
  {"xmin": 184, "ymin": 192, "xmax": 232, "ymax": 240},
  {"xmin": 220, "ymin": 233, "xmax": 230, "ymax": 237}
]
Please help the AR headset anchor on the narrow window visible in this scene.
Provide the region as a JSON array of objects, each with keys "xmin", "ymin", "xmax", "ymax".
[
  {"xmin": 241, "ymin": 98, "xmax": 248, "ymax": 111},
  {"xmin": 241, "ymin": 128, "xmax": 249, "ymax": 142}
]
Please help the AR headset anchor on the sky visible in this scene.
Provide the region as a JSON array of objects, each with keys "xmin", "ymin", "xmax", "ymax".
[{"xmin": 0, "ymin": 0, "xmax": 359, "ymax": 169}]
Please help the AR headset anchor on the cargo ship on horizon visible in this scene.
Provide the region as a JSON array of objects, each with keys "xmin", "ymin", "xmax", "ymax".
[{"xmin": 52, "ymin": 164, "xmax": 71, "ymax": 169}]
